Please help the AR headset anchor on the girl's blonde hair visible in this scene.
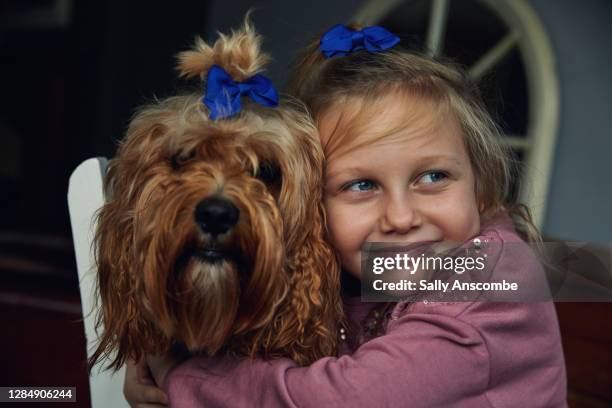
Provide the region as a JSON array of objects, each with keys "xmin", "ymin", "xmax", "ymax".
[{"xmin": 289, "ymin": 34, "xmax": 541, "ymax": 243}]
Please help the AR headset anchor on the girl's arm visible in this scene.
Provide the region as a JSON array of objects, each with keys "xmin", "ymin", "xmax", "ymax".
[
  {"xmin": 162, "ymin": 222, "xmax": 566, "ymax": 407},
  {"xmin": 163, "ymin": 310, "xmax": 490, "ymax": 408}
]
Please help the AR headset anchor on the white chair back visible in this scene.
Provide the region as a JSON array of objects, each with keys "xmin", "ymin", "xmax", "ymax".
[{"xmin": 67, "ymin": 157, "xmax": 129, "ymax": 408}]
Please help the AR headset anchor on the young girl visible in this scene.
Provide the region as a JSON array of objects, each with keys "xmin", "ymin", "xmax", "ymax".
[{"xmin": 127, "ymin": 24, "xmax": 567, "ymax": 407}]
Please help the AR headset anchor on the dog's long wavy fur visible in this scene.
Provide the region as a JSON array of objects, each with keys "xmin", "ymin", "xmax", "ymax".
[{"xmin": 90, "ymin": 17, "xmax": 344, "ymax": 371}]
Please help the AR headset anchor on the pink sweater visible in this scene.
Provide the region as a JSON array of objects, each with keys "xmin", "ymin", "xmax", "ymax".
[{"xmin": 164, "ymin": 214, "xmax": 567, "ymax": 407}]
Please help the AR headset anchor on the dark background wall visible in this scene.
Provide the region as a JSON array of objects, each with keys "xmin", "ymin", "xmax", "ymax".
[{"xmin": 529, "ymin": 0, "xmax": 612, "ymax": 243}]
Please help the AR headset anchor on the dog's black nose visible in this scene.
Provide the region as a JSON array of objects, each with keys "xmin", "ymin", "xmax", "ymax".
[{"xmin": 195, "ymin": 197, "xmax": 239, "ymax": 235}]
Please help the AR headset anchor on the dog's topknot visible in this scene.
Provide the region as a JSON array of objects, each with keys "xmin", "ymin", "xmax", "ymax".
[{"xmin": 176, "ymin": 15, "xmax": 271, "ymax": 82}]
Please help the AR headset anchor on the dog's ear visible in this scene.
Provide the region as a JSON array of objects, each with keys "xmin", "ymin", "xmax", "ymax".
[
  {"xmin": 89, "ymin": 187, "xmax": 144, "ymax": 372},
  {"xmin": 89, "ymin": 158, "xmax": 173, "ymax": 372},
  {"xmin": 282, "ymin": 197, "xmax": 344, "ymax": 365},
  {"xmin": 262, "ymin": 112, "xmax": 344, "ymax": 364}
]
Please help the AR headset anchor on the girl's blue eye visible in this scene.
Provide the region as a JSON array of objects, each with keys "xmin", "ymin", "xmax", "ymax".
[
  {"xmin": 420, "ymin": 171, "xmax": 447, "ymax": 184},
  {"xmin": 346, "ymin": 180, "xmax": 375, "ymax": 192}
]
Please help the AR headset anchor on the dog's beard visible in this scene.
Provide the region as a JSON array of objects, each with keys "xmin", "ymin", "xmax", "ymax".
[
  {"xmin": 139, "ymin": 189, "xmax": 287, "ymax": 357},
  {"xmin": 174, "ymin": 256, "xmax": 241, "ymax": 352}
]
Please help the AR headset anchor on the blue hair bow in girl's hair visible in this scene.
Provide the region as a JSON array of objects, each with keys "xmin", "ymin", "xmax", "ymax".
[
  {"xmin": 319, "ymin": 24, "xmax": 400, "ymax": 58},
  {"xmin": 203, "ymin": 64, "xmax": 279, "ymax": 120}
]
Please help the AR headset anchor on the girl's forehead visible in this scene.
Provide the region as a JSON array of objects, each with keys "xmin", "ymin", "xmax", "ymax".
[
  {"xmin": 318, "ymin": 91, "xmax": 456, "ymax": 159},
  {"xmin": 323, "ymin": 109, "xmax": 470, "ymax": 185}
]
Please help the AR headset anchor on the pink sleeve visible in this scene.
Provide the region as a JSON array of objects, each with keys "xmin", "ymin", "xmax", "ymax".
[
  {"xmin": 163, "ymin": 312, "xmax": 491, "ymax": 407},
  {"xmin": 163, "ymin": 217, "xmax": 567, "ymax": 407}
]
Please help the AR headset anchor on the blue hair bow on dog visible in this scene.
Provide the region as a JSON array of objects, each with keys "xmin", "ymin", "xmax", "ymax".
[
  {"xmin": 204, "ymin": 64, "xmax": 279, "ymax": 120},
  {"xmin": 319, "ymin": 24, "xmax": 400, "ymax": 58}
]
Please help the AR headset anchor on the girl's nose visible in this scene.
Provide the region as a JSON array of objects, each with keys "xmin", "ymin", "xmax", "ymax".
[{"xmin": 379, "ymin": 194, "xmax": 421, "ymax": 234}]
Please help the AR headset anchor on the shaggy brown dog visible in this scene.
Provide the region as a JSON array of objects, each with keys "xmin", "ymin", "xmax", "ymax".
[{"xmin": 90, "ymin": 20, "xmax": 342, "ymax": 371}]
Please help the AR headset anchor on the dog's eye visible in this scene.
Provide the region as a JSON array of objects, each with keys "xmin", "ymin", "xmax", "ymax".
[
  {"xmin": 170, "ymin": 154, "xmax": 181, "ymax": 170},
  {"xmin": 256, "ymin": 162, "xmax": 281, "ymax": 185},
  {"xmin": 169, "ymin": 151, "xmax": 194, "ymax": 170}
]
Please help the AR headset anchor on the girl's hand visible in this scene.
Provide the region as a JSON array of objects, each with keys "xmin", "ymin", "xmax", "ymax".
[
  {"xmin": 146, "ymin": 353, "xmax": 180, "ymax": 389},
  {"xmin": 123, "ymin": 358, "xmax": 169, "ymax": 407}
]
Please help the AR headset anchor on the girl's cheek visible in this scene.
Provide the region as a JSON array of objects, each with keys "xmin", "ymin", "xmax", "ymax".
[
  {"xmin": 326, "ymin": 207, "xmax": 354, "ymax": 247},
  {"xmin": 431, "ymin": 191, "xmax": 480, "ymax": 240},
  {"xmin": 325, "ymin": 202, "xmax": 369, "ymax": 253}
]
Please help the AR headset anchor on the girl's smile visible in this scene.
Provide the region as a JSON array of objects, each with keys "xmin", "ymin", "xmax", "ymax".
[{"xmin": 321, "ymin": 92, "xmax": 482, "ymax": 280}]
